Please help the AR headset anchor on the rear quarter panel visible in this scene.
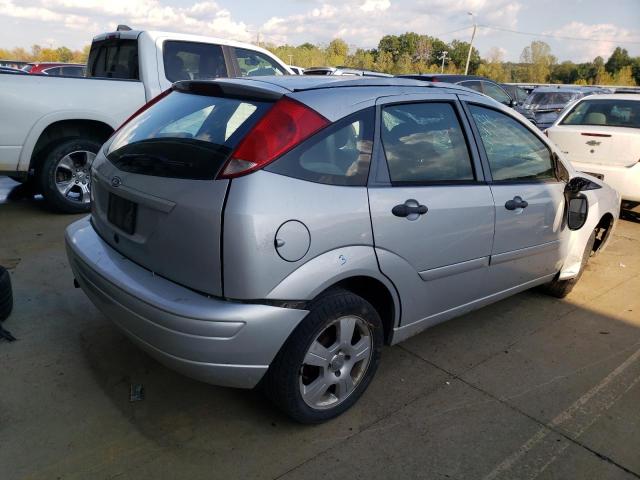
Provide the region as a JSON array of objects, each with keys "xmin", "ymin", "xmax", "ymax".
[{"xmin": 223, "ymin": 171, "xmax": 374, "ymax": 299}]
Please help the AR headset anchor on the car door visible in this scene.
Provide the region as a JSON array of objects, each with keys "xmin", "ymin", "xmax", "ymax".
[
  {"xmin": 461, "ymin": 97, "xmax": 568, "ymax": 294},
  {"xmin": 368, "ymin": 93, "xmax": 496, "ymax": 337}
]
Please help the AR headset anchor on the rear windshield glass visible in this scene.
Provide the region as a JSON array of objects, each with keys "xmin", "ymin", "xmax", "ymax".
[
  {"xmin": 525, "ymin": 92, "xmax": 576, "ymax": 107},
  {"xmin": 561, "ymin": 99, "xmax": 640, "ymax": 128},
  {"xmin": 106, "ymin": 91, "xmax": 271, "ymax": 179},
  {"xmin": 87, "ymin": 39, "xmax": 139, "ymax": 79}
]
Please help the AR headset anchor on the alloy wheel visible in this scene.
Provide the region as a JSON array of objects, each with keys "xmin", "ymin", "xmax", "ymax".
[
  {"xmin": 54, "ymin": 150, "xmax": 96, "ymax": 205},
  {"xmin": 299, "ymin": 315, "xmax": 373, "ymax": 410}
]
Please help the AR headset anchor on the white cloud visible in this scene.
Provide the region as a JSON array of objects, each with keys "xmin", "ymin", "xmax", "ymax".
[
  {"xmin": 1, "ymin": 0, "xmax": 253, "ymax": 42},
  {"xmin": 545, "ymin": 21, "xmax": 639, "ymax": 62},
  {"xmin": 360, "ymin": 0, "xmax": 391, "ymax": 12}
]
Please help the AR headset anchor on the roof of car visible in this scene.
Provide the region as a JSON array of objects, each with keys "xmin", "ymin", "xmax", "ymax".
[
  {"xmin": 531, "ymin": 86, "xmax": 587, "ymax": 93},
  {"xmin": 574, "ymin": 93, "xmax": 640, "ymax": 101},
  {"xmin": 212, "ymin": 75, "xmax": 472, "ymax": 93},
  {"xmin": 399, "ymin": 74, "xmax": 492, "ymax": 83}
]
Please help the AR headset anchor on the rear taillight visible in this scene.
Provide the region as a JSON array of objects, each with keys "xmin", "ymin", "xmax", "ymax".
[
  {"xmin": 218, "ymin": 97, "xmax": 329, "ymax": 179},
  {"xmin": 109, "ymin": 88, "xmax": 172, "ymax": 139}
]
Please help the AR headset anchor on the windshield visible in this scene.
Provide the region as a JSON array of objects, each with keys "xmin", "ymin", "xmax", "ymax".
[
  {"xmin": 107, "ymin": 91, "xmax": 271, "ymax": 179},
  {"xmin": 525, "ymin": 92, "xmax": 577, "ymax": 108},
  {"xmin": 561, "ymin": 99, "xmax": 640, "ymax": 128}
]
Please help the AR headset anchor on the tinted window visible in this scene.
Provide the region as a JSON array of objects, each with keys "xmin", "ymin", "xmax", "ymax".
[
  {"xmin": 43, "ymin": 67, "xmax": 61, "ymax": 75},
  {"xmin": 107, "ymin": 92, "xmax": 270, "ymax": 179},
  {"xmin": 234, "ymin": 48, "xmax": 286, "ymax": 77},
  {"xmin": 481, "ymin": 81, "xmax": 511, "ymax": 105},
  {"xmin": 22, "ymin": 64, "xmax": 33, "ymax": 72},
  {"xmin": 380, "ymin": 102, "xmax": 474, "ymax": 184},
  {"xmin": 163, "ymin": 41, "xmax": 227, "ymax": 82},
  {"xmin": 87, "ymin": 39, "xmax": 139, "ymax": 79},
  {"xmin": 267, "ymin": 109, "xmax": 374, "ymax": 186},
  {"xmin": 459, "ymin": 80, "xmax": 482, "ymax": 93},
  {"xmin": 561, "ymin": 99, "xmax": 640, "ymax": 128},
  {"xmin": 469, "ymin": 105, "xmax": 555, "ymax": 182},
  {"xmin": 61, "ymin": 66, "xmax": 85, "ymax": 77},
  {"xmin": 525, "ymin": 91, "xmax": 577, "ymax": 107}
]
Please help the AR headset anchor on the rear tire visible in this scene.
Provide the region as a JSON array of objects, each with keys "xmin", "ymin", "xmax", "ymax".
[
  {"xmin": 38, "ymin": 138, "xmax": 101, "ymax": 214},
  {"xmin": 542, "ymin": 230, "xmax": 596, "ymax": 298},
  {"xmin": 0, "ymin": 266, "xmax": 13, "ymax": 322},
  {"xmin": 264, "ymin": 288, "xmax": 383, "ymax": 423}
]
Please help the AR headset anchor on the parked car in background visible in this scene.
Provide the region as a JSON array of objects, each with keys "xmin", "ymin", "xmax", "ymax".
[
  {"xmin": 0, "ymin": 66, "xmax": 27, "ymax": 74},
  {"xmin": 547, "ymin": 94, "xmax": 640, "ymax": 203},
  {"xmin": 0, "ymin": 27, "xmax": 291, "ymax": 213},
  {"xmin": 22, "ymin": 62, "xmax": 78, "ymax": 74},
  {"xmin": 41, "ymin": 64, "xmax": 86, "ymax": 77},
  {"xmin": 520, "ymin": 86, "xmax": 610, "ymax": 130},
  {"xmin": 66, "ymin": 76, "xmax": 618, "ymax": 423},
  {"xmin": 398, "ymin": 74, "xmax": 516, "ymax": 107},
  {"xmin": 304, "ymin": 66, "xmax": 392, "ymax": 77},
  {"xmin": 501, "ymin": 83, "xmax": 529, "ymax": 104}
]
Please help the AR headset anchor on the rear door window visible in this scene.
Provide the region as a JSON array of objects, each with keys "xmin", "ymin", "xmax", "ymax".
[
  {"xmin": 106, "ymin": 91, "xmax": 270, "ymax": 179},
  {"xmin": 469, "ymin": 105, "xmax": 555, "ymax": 182},
  {"xmin": 459, "ymin": 80, "xmax": 482, "ymax": 93},
  {"xmin": 87, "ymin": 39, "xmax": 139, "ymax": 79},
  {"xmin": 380, "ymin": 102, "xmax": 475, "ymax": 184},
  {"xmin": 481, "ymin": 81, "xmax": 512, "ymax": 105},
  {"xmin": 233, "ymin": 48, "xmax": 287, "ymax": 77},
  {"xmin": 163, "ymin": 41, "xmax": 228, "ymax": 82},
  {"xmin": 266, "ymin": 108, "xmax": 374, "ymax": 186}
]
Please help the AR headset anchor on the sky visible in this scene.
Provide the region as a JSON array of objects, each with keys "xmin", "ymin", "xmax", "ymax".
[{"xmin": 1, "ymin": 0, "xmax": 639, "ymax": 62}]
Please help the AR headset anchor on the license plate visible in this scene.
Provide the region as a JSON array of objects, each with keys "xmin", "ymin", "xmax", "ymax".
[
  {"xmin": 583, "ymin": 171, "xmax": 604, "ymax": 181},
  {"xmin": 108, "ymin": 193, "xmax": 137, "ymax": 234}
]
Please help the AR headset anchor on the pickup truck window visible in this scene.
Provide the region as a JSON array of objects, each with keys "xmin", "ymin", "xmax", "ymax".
[
  {"xmin": 163, "ymin": 41, "xmax": 228, "ymax": 82},
  {"xmin": 233, "ymin": 48, "xmax": 286, "ymax": 77},
  {"xmin": 87, "ymin": 39, "xmax": 139, "ymax": 80}
]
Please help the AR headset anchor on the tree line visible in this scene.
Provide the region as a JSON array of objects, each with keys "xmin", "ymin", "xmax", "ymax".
[
  {"xmin": 2, "ymin": 33, "xmax": 638, "ymax": 86},
  {"xmin": 268, "ymin": 34, "xmax": 638, "ymax": 86}
]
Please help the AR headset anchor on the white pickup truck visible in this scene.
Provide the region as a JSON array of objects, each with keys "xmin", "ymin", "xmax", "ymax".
[{"xmin": 0, "ymin": 28, "xmax": 292, "ymax": 212}]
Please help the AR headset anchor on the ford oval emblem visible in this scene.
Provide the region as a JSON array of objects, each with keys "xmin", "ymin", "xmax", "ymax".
[{"xmin": 111, "ymin": 176, "xmax": 122, "ymax": 187}]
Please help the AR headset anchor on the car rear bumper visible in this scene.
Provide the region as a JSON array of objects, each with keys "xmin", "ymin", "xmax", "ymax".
[
  {"xmin": 65, "ymin": 217, "xmax": 308, "ymax": 389},
  {"xmin": 573, "ymin": 161, "xmax": 640, "ymax": 202}
]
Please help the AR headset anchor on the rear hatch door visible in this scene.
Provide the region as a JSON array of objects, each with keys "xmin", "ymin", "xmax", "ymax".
[{"xmin": 91, "ymin": 84, "xmax": 275, "ymax": 296}]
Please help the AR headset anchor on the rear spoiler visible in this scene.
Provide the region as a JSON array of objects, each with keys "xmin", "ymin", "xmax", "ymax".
[{"xmin": 172, "ymin": 80, "xmax": 285, "ymax": 102}]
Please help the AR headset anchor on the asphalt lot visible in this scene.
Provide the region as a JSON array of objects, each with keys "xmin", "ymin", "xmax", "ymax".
[{"xmin": 1, "ymin": 175, "xmax": 639, "ymax": 480}]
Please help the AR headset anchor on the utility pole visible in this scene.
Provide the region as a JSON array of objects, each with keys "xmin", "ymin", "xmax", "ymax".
[
  {"xmin": 288, "ymin": 54, "xmax": 293, "ymax": 65},
  {"xmin": 464, "ymin": 12, "xmax": 476, "ymax": 75},
  {"xmin": 438, "ymin": 51, "xmax": 448, "ymax": 73}
]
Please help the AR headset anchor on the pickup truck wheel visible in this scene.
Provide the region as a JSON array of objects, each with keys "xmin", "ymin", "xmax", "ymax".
[
  {"xmin": 542, "ymin": 229, "xmax": 596, "ymax": 298},
  {"xmin": 0, "ymin": 266, "xmax": 13, "ymax": 322},
  {"xmin": 38, "ymin": 138, "xmax": 100, "ymax": 214},
  {"xmin": 264, "ymin": 289, "xmax": 383, "ymax": 423}
]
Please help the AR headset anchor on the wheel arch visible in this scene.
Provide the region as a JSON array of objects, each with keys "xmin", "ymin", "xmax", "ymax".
[
  {"xmin": 20, "ymin": 115, "xmax": 116, "ymax": 173},
  {"xmin": 321, "ymin": 275, "xmax": 398, "ymax": 345}
]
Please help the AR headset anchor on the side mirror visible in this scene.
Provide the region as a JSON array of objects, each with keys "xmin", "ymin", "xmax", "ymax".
[
  {"xmin": 509, "ymin": 99, "xmax": 517, "ymax": 108},
  {"xmin": 564, "ymin": 176, "xmax": 600, "ymax": 231},
  {"xmin": 567, "ymin": 194, "xmax": 588, "ymax": 230}
]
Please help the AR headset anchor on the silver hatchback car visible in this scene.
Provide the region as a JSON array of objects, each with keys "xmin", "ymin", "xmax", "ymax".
[{"xmin": 66, "ymin": 77, "xmax": 620, "ymax": 423}]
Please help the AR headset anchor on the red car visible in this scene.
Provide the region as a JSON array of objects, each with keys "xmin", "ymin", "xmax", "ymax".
[{"xmin": 22, "ymin": 62, "xmax": 86, "ymax": 76}]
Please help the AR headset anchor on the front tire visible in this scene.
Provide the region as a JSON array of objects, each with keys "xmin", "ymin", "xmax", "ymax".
[
  {"xmin": 264, "ymin": 289, "xmax": 383, "ymax": 423},
  {"xmin": 543, "ymin": 229, "xmax": 596, "ymax": 298},
  {"xmin": 38, "ymin": 138, "xmax": 101, "ymax": 214}
]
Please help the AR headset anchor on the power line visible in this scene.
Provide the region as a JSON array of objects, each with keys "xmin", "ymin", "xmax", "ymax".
[{"xmin": 478, "ymin": 24, "xmax": 640, "ymax": 45}]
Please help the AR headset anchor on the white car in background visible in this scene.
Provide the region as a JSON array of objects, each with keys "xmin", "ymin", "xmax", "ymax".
[{"xmin": 547, "ymin": 94, "xmax": 640, "ymax": 203}]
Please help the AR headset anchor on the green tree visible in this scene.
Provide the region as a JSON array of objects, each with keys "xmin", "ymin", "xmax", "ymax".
[
  {"xmin": 520, "ymin": 41, "xmax": 555, "ymax": 82},
  {"xmin": 448, "ymin": 39, "xmax": 480, "ymax": 73},
  {"xmin": 605, "ymin": 47, "xmax": 632, "ymax": 74}
]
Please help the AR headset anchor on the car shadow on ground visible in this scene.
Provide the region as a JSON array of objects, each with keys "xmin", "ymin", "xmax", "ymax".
[{"xmin": 75, "ymin": 282, "xmax": 640, "ymax": 479}]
